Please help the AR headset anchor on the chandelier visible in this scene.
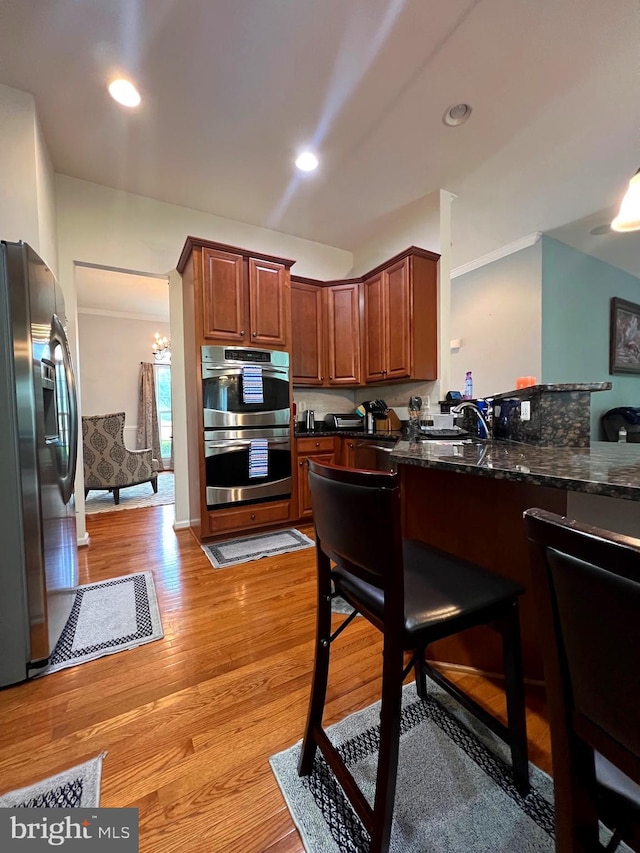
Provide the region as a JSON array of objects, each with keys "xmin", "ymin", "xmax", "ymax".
[{"xmin": 152, "ymin": 332, "xmax": 171, "ymax": 362}]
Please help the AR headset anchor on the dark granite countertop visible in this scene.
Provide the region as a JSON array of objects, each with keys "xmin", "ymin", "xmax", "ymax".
[
  {"xmin": 490, "ymin": 381, "xmax": 612, "ymax": 400},
  {"xmin": 391, "ymin": 439, "xmax": 640, "ymax": 501},
  {"xmin": 295, "ymin": 429, "xmax": 401, "ymax": 441}
]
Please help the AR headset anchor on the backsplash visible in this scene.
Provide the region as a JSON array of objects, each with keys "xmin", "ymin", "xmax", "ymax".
[
  {"xmin": 293, "ymin": 388, "xmax": 355, "ymax": 422},
  {"xmin": 293, "ymin": 380, "xmax": 438, "ymax": 425},
  {"xmin": 484, "ymin": 382, "xmax": 611, "ymax": 447}
]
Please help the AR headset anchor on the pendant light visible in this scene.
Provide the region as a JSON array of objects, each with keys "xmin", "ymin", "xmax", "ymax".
[{"xmin": 611, "ymin": 169, "xmax": 640, "ymax": 232}]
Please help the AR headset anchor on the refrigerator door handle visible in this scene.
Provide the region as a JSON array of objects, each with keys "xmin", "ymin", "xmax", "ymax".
[{"xmin": 50, "ymin": 314, "xmax": 78, "ymax": 505}]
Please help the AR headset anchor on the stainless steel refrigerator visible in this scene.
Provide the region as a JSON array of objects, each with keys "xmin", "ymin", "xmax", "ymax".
[{"xmin": 0, "ymin": 241, "xmax": 79, "ymax": 687}]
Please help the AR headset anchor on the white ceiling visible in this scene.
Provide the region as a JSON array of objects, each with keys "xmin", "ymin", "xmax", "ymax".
[{"xmin": 0, "ymin": 0, "xmax": 638, "ymax": 270}]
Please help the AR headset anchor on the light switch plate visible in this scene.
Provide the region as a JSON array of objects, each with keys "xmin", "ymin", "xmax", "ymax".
[{"xmin": 521, "ymin": 401, "xmax": 531, "ymax": 421}]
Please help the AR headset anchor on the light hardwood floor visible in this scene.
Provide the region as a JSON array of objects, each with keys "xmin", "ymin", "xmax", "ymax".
[{"xmin": 0, "ymin": 505, "xmax": 552, "ymax": 852}]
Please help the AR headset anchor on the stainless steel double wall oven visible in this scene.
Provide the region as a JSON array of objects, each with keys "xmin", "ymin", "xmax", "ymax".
[{"xmin": 201, "ymin": 346, "xmax": 291, "ymax": 509}]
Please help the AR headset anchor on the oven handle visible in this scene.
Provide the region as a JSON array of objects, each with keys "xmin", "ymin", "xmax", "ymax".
[
  {"xmin": 201, "ymin": 365, "xmax": 289, "ymax": 378},
  {"xmin": 205, "ymin": 437, "xmax": 290, "ymax": 451}
]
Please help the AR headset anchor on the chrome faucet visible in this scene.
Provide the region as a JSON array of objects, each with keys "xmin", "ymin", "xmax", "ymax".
[{"xmin": 450, "ymin": 401, "xmax": 492, "ymax": 440}]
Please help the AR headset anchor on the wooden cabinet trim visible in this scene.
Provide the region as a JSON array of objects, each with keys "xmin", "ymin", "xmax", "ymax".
[{"xmin": 178, "ymin": 236, "xmax": 295, "ymax": 273}]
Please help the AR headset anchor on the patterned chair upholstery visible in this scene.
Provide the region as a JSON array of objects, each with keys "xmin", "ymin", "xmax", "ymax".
[{"xmin": 82, "ymin": 412, "xmax": 159, "ymax": 505}]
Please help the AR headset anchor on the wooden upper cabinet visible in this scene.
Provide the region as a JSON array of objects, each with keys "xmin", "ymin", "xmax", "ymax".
[
  {"xmin": 291, "ymin": 280, "xmax": 324, "ymax": 386},
  {"xmin": 363, "ymin": 272, "xmax": 386, "ymax": 382},
  {"xmin": 325, "ymin": 282, "xmax": 361, "ymax": 385},
  {"xmin": 177, "ymin": 237, "xmax": 295, "ymax": 352},
  {"xmin": 249, "ymin": 258, "xmax": 288, "ymax": 347},
  {"xmin": 291, "ymin": 278, "xmax": 361, "ymax": 387},
  {"xmin": 202, "ymin": 247, "xmax": 246, "ymax": 342},
  {"xmin": 364, "ymin": 250, "xmax": 438, "ymax": 383},
  {"xmin": 384, "ymin": 258, "xmax": 411, "ymax": 380}
]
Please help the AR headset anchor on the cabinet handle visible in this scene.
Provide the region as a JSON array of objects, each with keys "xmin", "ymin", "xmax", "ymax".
[
  {"xmin": 252, "ymin": 332, "xmax": 257, "ymax": 337},
  {"xmin": 329, "ymin": 375, "xmax": 333, "ymax": 380},
  {"xmin": 251, "ymin": 513, "xmax": 256, "ymax": 520},
  {"xmin": 315, "ymin": 442, "xmax": 320, "ymax": 447},
  {"xmin": 299, "ymin": 461, "xmax": 304, "ymax": 466},
  {"xmin": 321, "ymin": 376, "xmax": 324, "ymax": 381},
  {"xmin": 240, "ymin": 330, "xmax": 245, "ymax": 336}
]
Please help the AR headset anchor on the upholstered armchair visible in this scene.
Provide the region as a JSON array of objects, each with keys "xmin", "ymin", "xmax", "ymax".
[{"xmin": 82, "ymin": 412, "xmax": 159, "ymax": 505}]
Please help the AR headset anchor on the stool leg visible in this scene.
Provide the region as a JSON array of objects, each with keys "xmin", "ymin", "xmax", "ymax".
[
  {"xmin": 298, "ymin": 549, "xmax": 333, "ymax": 777},
  {"xmin": 414, "ymin": 648, "xmax": 428, "ymax": 700},
  {"xmin": 370, "ymin": 637, "xmax": 404, "ymax": 853},
  {"xmin": 502, "ymin": 600, "xmax": 529, "ymax": 794}
]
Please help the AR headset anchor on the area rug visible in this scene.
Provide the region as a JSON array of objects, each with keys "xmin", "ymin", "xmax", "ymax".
[
  {"xmin": 85, "ymin": 472, "xmax": 174, "ymax": 514},
  {"xmin": 0, "ymin": 753, "xmax": 105, "ymax": 808},
  {"xmin": 270, "ymin": 679, "xmax": 556, "ymax": 853},
  {"xmin": 202, "ymin": 528, "xmax": 315, "ymax": 569},
  {"xmin": 42, "ymin": 572, "xmax": 163, "ymax": 675}
]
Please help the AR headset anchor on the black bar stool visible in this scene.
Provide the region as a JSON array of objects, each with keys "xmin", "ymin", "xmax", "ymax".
[{"xmin": 298, "ymin": 459, "xmax": 530, "ymax": 853}]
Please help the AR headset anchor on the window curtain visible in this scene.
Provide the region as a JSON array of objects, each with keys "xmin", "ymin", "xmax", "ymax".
[{"xmin": 137, "ymin": 362, "xmax": 164, "ymax": 470}]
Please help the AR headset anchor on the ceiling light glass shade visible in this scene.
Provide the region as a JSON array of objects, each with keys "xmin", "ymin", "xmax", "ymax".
[
  {"xmin": 611, "ymin": 169, "xmax": 640, "ymax": 232},
  {"xmin": 295, "ymin": 151, "xmax": 319, "ymax": 172},
  {"xmin": 108, "ymin": 79, "xmax": 141, "ymax": 108}
]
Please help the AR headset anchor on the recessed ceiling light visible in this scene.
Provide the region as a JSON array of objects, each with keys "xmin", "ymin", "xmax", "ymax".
[
  {"xmin": 443, "ymin": 103, "xmax": 472, "ymax": 127},
  {"xmin": 108, "ymin": 78, "xmax": 141, "ymax": 108},
  {"xmin": 295, "ymin": 151, "xmax": 319, "ymax": 172}
]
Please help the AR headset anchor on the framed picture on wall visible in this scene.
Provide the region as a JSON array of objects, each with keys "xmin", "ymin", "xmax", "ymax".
[{"xmin": 610, "ymin": 297, "xmax": 640, "ymax": 375}]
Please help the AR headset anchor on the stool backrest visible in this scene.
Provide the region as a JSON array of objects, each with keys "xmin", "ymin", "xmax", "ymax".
[
  {"xmin": 525, "ymin": 508, "xmax": 640, "ymax": 784},
  {"xmin": 307, "ymin": 459, "xmax": 403, "ymax": 592}
]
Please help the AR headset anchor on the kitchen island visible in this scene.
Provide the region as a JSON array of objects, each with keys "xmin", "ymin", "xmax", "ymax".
[{"xmin": 391, "ymin": 439, "xmax": 640, "ymax": 679}]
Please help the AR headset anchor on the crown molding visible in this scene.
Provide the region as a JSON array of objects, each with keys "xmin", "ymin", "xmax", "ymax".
[
  {"xmin": 451, "ymin": 232, "xmax": 543, "ymax": 279},
  {"xmin": 77, "ymin": 307, "xmax": 169, "ymax": 323}
]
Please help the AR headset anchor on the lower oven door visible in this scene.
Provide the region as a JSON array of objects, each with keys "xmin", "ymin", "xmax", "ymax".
[{"xmin": 204, "ymin": 428, "xmax": 292, "ymax": 509}]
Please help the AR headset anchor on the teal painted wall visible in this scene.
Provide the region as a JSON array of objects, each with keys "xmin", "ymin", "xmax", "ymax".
[{"xmin": 541, "ymin": 236, "xmax": 640, "ymax": 437}]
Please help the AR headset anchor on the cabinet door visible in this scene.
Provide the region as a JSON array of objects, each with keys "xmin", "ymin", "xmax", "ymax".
[
  {"xmin": 202, "ymin": 248, "xmax": 247, "ymax": 342},
  {"xmin": 325, "ymin": 282, "xmax": 361, "ymax": 385},
  {"xmin": 341, "ymin": 438, "xmax": 357, "ymax": 468},
  {"xmin": 384, "ymin": 258, "xmax": 411, "ymax": 380},
  {"xmin": 291, "ymin": 281, "xmax": 324, "ymax": 385},
  {"xmin": 249, "ymin": 258, "xmax": 288, "ymax": 348},
  {"xmin": 363, "ymin": 273, "xmax": 386, "ymax": 382},
  {"xmin": 297, "ymin": 453, "xmax": 334, "ymax": 517}
]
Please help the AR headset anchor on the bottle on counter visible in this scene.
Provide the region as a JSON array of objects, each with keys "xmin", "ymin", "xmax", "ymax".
[
  {"xmin": 618, "ymin": 425, "xmax": 628, "ymax": 442},
  {"xmin": 419, "ymin": 396, "xmax": 433, "ymax": 430},
  {"xmin": 464, "ymin": 371, "xmax": 473, "ymax": 399}
]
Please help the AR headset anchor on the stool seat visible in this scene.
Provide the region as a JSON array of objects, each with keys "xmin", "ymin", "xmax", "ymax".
[{"xmin": 335, "ymin": 539, "xmax": 524, "ymax": 639}]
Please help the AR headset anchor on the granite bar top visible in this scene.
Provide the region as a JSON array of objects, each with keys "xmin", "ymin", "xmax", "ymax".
[
  {"xmin": 490, "ymin": 381, "xmax": 612, "ymax": 400},
  {"xmin": 391, "ymin": 439, "xmax": 640, "ymax": 501}
]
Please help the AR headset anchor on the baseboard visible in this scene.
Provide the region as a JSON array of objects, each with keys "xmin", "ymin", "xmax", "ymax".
[
  {"xmin": 77, "ymin": 532, "xmax": 91, "ymax": 547},
  {"xmin": 173, "ymin": 520, "xmax": 191, "ymax": 530},
  {"xmin": 428, "ymin": 658, "xmax": 545, "ymax": 688}
]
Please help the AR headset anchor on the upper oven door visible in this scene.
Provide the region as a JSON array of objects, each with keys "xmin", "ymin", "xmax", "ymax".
[{"xmin": 202, "ymin": 364, "xmax": 290, "ymax": 427}]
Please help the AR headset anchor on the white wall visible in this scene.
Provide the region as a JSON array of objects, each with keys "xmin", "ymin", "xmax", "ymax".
[
  {"xmin": 78, "ymin": 313, "xmax": 170, "ymax": 437},
  {"xmin": 34, "ymin": 112, "xmax": 58, "ymax": 275},
  {"xmin": 349, "ymin": 191, "xmax": 442, "ymax": 276},
  {"xmin": 450, "ymin": 242, "xmax": 543, "ymax": 399},
  {"xmin": 0, "ymin": 84, "xmax": 57, "ymax": 271},
  {"xmin": 55, "ymin": 175, "xmax": 356, "ymax": 534}
]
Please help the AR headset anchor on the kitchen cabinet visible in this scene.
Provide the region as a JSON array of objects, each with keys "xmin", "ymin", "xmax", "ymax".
[
  {"xmin": 291, "ymin": 278, "xmax": 361, "ymax": 386},
  {"xmin": 177, "ymin": 236, "xmax": 297, "ymax": 543},
  {"xmin": 325, "ymin": 282, "xmax": 361, "ymax": 385},
  {"xmin": 291, "ymin": 247, "xmax": 438, "ymax": 388},
  {"xmin": 295, "ymin": 436, "xmax": 336, "ymax": 518},
  {"xmin": 178, "ymin": 238, "xmax": 295, "ymax": 351},
  {"xmin": 291, "ymin": 279, "xmax": 324, "ymax": 385},
  {"xmin": 363, "ymin": 251, "xmax": 437, "ymax": 383}
]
